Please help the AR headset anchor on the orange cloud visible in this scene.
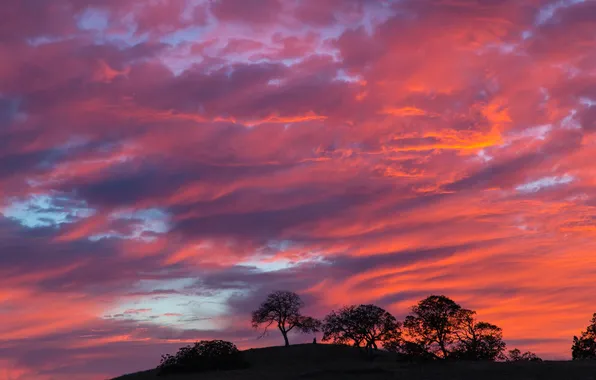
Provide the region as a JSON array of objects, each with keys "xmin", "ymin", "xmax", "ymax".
[{"xmin": 3, "ymin": 0, "xmax": 596, "ymax": 378}]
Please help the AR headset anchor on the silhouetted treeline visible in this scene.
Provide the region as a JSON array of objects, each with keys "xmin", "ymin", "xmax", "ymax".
[
  {"xmin": 251, "ymin": 290, "xmax": 594, "ymax": 361},
  {"xmin": 572, "ymin": 313, "xmax": 596, "ymax": 360},
  {"xmin": 157, "ymin": 290, "xmax": 596, "ymax": 374},
  {"xmin": 321, "ymin": 295, "xmax": 508, "ymax": 361}
]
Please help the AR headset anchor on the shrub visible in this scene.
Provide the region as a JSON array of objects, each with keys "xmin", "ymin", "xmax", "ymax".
[
  {"xmin": 506, "ymin": 348, "xmax": 542, "ymax": 362},
  {"xmin": 389, "ymin": 341, "xmax": 437, "ymax": 362},
  {"xmin": 157, "ymin": 340, "xmax": 248, "ymax": 375}
]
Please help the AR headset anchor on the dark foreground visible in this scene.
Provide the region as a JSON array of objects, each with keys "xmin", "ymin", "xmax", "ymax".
[{"xmin": 113, "ymin": 344, "xmax": 596, "ymax": 380}]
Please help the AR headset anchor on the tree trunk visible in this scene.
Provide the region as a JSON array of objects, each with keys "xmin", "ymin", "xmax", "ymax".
[
  {"xmin": 280, "ymin": 327, "xmax": 290, "ymax": 346},
  {"xmin": 366, "ymin": 343, "xmax": 374, "ymax": 360},
  {"xmin": 441, "ymin": 344, "xmax": 449, "ymax": 359}
]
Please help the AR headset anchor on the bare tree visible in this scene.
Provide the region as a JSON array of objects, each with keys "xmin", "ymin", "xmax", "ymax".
[{"xmin": 251, "ymin": 290, "xmax": 320, "ymax": 346}]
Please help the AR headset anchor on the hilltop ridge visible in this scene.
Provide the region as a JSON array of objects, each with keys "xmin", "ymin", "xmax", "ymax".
[{"xmin": 112, "ymin": 343, "xmax": 596, "ymax": 380}]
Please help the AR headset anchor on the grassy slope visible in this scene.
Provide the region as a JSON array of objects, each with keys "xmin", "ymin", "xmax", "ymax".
[{"xmin": 112, "ymin": 343, "xmax": 596, "ymax": 380}]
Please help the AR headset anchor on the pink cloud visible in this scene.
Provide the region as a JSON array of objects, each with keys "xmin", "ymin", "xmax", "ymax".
[{"xmin": 2, "ymin": 0, "xmax": 596, "ymax": 379}]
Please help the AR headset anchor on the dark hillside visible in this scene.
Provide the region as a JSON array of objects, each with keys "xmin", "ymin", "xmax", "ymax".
[{"xmin": 112, "ymin": 344, "xmax": 596, "ymax": 380}]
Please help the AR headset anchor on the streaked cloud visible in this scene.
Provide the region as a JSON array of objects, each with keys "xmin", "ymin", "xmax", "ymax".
[{"xmin": 1, "ymin": 0, "xmax": 596, "ymax": 379}]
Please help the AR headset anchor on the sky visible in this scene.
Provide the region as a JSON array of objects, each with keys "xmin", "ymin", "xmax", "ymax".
[{"xmin": 1, "ymin": 0, "xmax": 596, "ymax": 378}]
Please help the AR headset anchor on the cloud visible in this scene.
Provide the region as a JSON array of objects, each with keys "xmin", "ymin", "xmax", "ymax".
[
  {"xmin": 2, "ymin": 0, "xmax": 596, "ymax": 378},
  {"xmin": 210, "ymin": 0, "xmax": 284, "ymax": 25}
]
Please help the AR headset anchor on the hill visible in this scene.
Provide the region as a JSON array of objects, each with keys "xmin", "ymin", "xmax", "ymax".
[{"xmin": 112, "ymin": 344, "xmax": 596, "ymax": 380}]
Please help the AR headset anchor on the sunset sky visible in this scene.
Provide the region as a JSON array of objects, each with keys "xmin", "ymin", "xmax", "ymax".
[{"xmin": 1, "ymin": 0, "xmax": 596, "ymax": 378}]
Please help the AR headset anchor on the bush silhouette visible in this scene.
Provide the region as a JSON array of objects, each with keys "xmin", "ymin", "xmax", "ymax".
[
  {"xmin": 157, "ymin": 340, "xmax": 248, "ymax": 375},
  {"xmin": 506, "ymin": 348, "xmax": 542, "ymax": 362},
  {"xmin": 388, "ymin": 340, "xmax": 437, "ymax": 362}
]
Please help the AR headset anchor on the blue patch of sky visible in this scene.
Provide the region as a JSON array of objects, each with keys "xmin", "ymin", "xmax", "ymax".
[
  {"xmin": 156, "ymin": 5, "xmax": 217, "ymax": 75},
  {"xmin": 477, "ymin": 149, "xmax": 493, "ymax": 162},
  {"xmin": 107, "ymin": 277, "xmax": 238, "ymax": 329},
  {"xmin": 560, "ymin": 109, "xmax": 580, "ymax": 129},
  {"xmin": 361, "ymin": 0, "xmax": 397, "ymax": 35},
  {"xmin": 89, "ymin": 208, "xmax": 170, "ymax": 242},
  {"xmin": 77, "ymin": 7, "xmax": 110, "ymax": 31},
  {"xmin": 334, "ymin": 69, "xmax": 363, "ymax": 83},
  {"xmin": 267, "ymin": 78, "xmax": 284, "ymax": 86},
  {"xmin": 2, "ymin": 194, "xmax": 95, "ymax": 228},
  {"xmin": 580, "ymin": 97, "xmax": 596, "ymax": 107},
  {"xmin": 158, "ymin": 1, "xmax": 397, "ymax": 76},
  {"xmin": 238, "ymin": 256, "xmax": 328, "ymax": 272},
  {"xmin": 477, "ymin": 41, "xmax": 519, "ymax": 55},
  {"xmin": 517, "ymin": 0, "xmax": 585, "ymax": 43},
  {"xmin": 535, "ymin": 0, "xmax": 585, "ymax": 25},
  {"xmin": 26, "ymin": 35, "xmax": 73, "ymax": 46},
  {"xmin": 238, "ymin": 240, "xmax": 329, "ymax": 273},
  {"xmin": 516, "ymin": 175, "xmax": 574, "ymax": 193},
  {"xmin": 77, "ymin": 7, "xmax": 148, "ymax": 47},
  {"xmin": 160, "ymin": 25, "xmax": 210, "ymax": 46},
  {"xmin": 521, "ymin": 30, "xmax": 533, "ymax": 40},
  {"xmin": 158, "ymin": 33, "xmax": 206, "ymax": 75},
  {"xmin": 508, "ymin": 124, "xmax": 552, "ymax": 141}
]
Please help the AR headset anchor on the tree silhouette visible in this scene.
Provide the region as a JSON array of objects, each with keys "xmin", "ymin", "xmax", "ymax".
[
  {"xmin": 572, "ymin": 313, "xmax": 596, "ymax": 360},
  {"xmin": 403, "ymin": 295, "xmax": 463, "ymax": 359},
  {"xmin": 322, "ymin": 304, "xmax": 401, "ymax": 352},
  {"xmin": 251, "ymin": 290, "xmax": 320, "ymax": 346},
  {"xmin": 506, "ymin": 348, "xmax": 542, "ymax": 362},
  {"xmin": 452, "ymin": 309, "xmax": 506, "ymax": 361}
]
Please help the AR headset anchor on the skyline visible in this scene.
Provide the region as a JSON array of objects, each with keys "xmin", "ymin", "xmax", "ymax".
[{"xmin": 1, "ymin": 0, "xmax": 596, "ymax": 379}]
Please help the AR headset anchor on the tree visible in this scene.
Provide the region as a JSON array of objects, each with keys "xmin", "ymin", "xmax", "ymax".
[
  {"xmin": 322, "ymin": 305, "xmax": 365, "ymax": 347},
  {"xmin": 321, "ymin": 304, "xmax": 401, "ymax": 352},
  {"xmin": 402, "ymin": 295, "xmax": 463, "ymax": 359},
  {"xmin": 251, "ymin": 290, "xmax": 321, "ymax": 346},
  {"xmin": 452, "ymin": 309, "xmax": 506, "ymax": 361},
  {"xmin": 506, "ymin": 348, "xmax": 542, "ymax": 362},
  {"xmin": 572, "ymin": 313, "xmax": 596, "ymax": 360}
]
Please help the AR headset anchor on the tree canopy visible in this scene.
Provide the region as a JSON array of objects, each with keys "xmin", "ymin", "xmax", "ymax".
[
  {"xmin": 251, "ymin": 290, "xmax": 320, "ymax": 346},
  {"xmin": 402, "ymin": 295, "xmax": 464, "ymax": 359},
  {"xmin": 572, "ymin": 313, "xmax": 596, "ymax": 360},
  {"xmin": 321, "ymin": 304, "xmax": 401, "ymax": 351},
  {"xmin": 401, "ymin": 295, "xmax": 506, "ymax": 361},
  {"xmin": 452, "ymin": 309, "xmax": 506, "ymax": 361}
]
